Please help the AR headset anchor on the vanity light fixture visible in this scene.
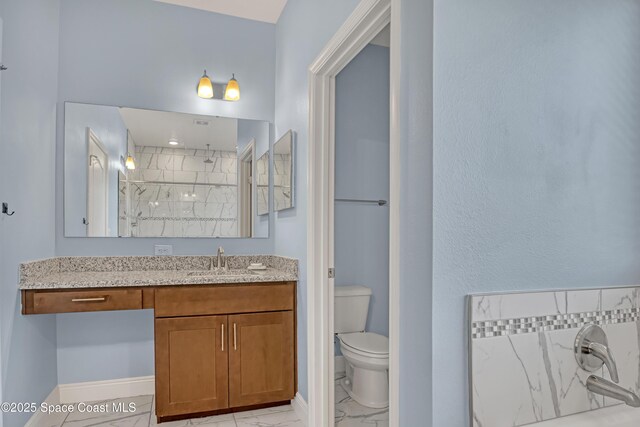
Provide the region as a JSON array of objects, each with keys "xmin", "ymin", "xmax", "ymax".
[
  {"xmin": 169, "ymin": 139, "xmax": 179, "ymax": 146},
  {"xmin": 224, "ymin": 74, "xmax": 240, "ymax": 101},
  {"xmin": 197, "ymin": 70, "xmax": 214, "ymax": 99},
  {"xmin": 125, "ymin": 154, "xmax": 136, "ymax": 170}
]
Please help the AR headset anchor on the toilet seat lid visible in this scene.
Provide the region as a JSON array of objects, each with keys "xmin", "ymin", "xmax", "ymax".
[{"xmin": 340, "ymin": 332, "xmax": 388, "ymax": 355}]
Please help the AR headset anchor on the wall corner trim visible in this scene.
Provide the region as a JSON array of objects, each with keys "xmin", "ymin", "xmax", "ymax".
[
  {"xmin": 291, "ymin": 392, "xmax": 308, "ymax": 422},
  {"xmin": 25, "ymin": 386, "xmax": 60, "ymax": 427}
]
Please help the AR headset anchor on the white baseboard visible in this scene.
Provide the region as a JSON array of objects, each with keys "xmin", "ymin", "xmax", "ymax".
[
  {"xmin": 335, "ymin": 355, "xmax": 346, "ymax": 374},
  {"xmin": 25, "ymin": 386, "xmax": 60, "ymax": 427},
  {"xmin": 58, "ymin": 376, "xmax": 155, "ymax": 404},
  {"xmin": 291, "ymin": 392, "xmax": 308, "ymax": 423}
]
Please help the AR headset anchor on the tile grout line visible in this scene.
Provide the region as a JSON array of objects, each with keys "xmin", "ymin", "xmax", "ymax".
[
  {"xmin": 59, "ymin": 412, "xmax": 69, "ymax": 427},
  {"xmin": 53, "ymin": 397, "xmax": 303, "ymax": 427},
  {"xmin": 148, "ymin": 395, "xmax": 153, "ymax": 427}
]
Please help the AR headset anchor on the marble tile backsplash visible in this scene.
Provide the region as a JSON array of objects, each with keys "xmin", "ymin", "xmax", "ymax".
[
  {"xmin": 469, "ymin": 287, "xmax": 640, "ymax": 427},
  {"xmin": 273, "ymin": 153, "xmax": 292, "ymax": 211}
]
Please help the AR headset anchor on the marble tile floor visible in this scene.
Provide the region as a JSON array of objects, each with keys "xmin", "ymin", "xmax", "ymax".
[
  {"xmin": 37, "ymin": 377, "xmax": 388, "ymax": 427},
  {"xmin": 37, "ymin": 395, "xmax": 304, "ymax": 427},
  {"xmin": 335, "ymin": 373, "xmax": 389, "ymax": 427}
]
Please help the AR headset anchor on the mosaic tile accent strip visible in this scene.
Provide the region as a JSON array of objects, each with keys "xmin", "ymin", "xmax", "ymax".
[
  {"xmin": 472, "ymin": 307, "xmax": 640, "ymax": 339},
  {"xmin": 470, "ymin": 286, "xmax": 640, "ymax": 427}
]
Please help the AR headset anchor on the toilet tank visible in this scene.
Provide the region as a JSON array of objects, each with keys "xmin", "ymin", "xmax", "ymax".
[{"xmin": 334, "ymin": 285, "xmax": 372, "ymax": 333}]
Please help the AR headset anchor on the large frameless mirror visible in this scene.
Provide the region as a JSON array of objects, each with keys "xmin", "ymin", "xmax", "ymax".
[{"xmin": 64, "ymin": 102, "xmax": 270, "ymax": 238}]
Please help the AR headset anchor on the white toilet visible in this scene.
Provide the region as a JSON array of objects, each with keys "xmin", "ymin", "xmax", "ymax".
[{"xmin": 335, "ymin": 285, "xmax": 389, "ymax": 409}]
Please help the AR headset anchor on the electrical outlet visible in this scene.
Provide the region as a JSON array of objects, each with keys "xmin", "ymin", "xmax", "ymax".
[{"xmin": 154, "ymin": 245, "xmax": 173, "ymax": 256}]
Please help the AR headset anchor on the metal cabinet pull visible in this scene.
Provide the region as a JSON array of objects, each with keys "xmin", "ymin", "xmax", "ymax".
[
  {"xmin": 221, "ymin": 323, "xmax": 225, "ymax": 352},
  {"xmin": 71, "ymin": 297, "xmax": 106, "ymax": 302},
  {"xmin": 233, "ymin": 323, "xmax": 237, "ymax": 350}
]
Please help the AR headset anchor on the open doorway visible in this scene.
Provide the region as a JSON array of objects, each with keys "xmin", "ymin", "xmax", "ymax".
[
  {"xmin": 333, "ymin": 23, "xmax": 390, "ymax": 426},
  {"xmin": 307, "ymin": 1, "xmax": 399, "ymax": 426}
]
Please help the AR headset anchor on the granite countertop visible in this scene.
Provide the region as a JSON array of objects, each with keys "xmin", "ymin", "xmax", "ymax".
[{"xmin": 19, "ymin": 255, "xmax": 298, "ymax": 290}]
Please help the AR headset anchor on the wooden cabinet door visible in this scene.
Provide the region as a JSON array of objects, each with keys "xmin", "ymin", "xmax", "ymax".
[
  {"xmin": 155, "ymin": 315, "xmax": 229, "ymax": 418},
  {"xmin": 228, "ymin": 311, "xmax": 295, "ymax": 407}
]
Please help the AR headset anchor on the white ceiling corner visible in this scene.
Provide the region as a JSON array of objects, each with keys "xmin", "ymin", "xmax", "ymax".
[
  {"xmin": 370, "ymin": 24, "xmax": 390, "ymax": 48},
  {"xmin": 153, "ymin": 0, "xmax": 288, "ymax": 24}
]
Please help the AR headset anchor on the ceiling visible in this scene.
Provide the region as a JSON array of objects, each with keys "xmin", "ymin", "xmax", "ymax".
[
  {"xmin": 153, "ymin": 0, "xmax": 288, "ymax": 24},
  {"xmin": 119, "ymin": 108, "xmax": 238, "ymax": 152}
]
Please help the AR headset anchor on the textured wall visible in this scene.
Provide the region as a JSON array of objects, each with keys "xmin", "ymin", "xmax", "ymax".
[
  {"xmin": 433, "ymin": 1, "xmax": 640, "ymax": 425},
  {"xmin": 274, "ymin": 0, "xmax": 362, "ymax": 401},
  {"xmin": 0, "ymin": 0, "xmax": 60, "ymax": 425},
  {"xmin": 56, "ymin": 0, "xmax": 276, "ymax": 256},
  {"xmin": 54, "ymin": 0, "xmax": 277, "ymax": 385},
  {"xmin": 397, "ymin": 0, "xmax": 434, "ymax": 425}
]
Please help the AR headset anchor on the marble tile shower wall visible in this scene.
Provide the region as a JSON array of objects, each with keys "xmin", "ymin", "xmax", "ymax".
[
  {"xmin": 469, "ymin": 287, "xmax": 640, "ymax": 427},
  {"xmin": 257, "ymin": 152, "xmax": 269, "ymax": 215},
  {"xmin": 273, "ymin": 153, "xmax": 291, "ymax": 210},
  {"xmin": 122, "ymin": 146, "xmax": 238, "ymax": 237}
]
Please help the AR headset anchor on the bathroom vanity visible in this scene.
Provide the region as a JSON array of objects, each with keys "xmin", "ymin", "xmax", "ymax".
[{"xmin": 19, "ymin": 255, "xmax": 298, "ymax": 423}]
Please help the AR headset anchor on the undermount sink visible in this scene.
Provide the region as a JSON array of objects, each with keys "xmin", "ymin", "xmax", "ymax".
[{"xmin": 186, "ymin": 270, "xmax": 258, "ymax": 277}]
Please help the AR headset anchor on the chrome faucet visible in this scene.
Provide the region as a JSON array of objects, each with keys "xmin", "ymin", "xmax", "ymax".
[
  {"xmin": 575, "ymin": 324, "xmax": 619, "ymax": 383},
  {"xmin": 574, "ymin": 324, "xmax": 640, "ymax": 407},
  {"xmin": 215, "ymin": 246, "xmax": 226, "ymax": 271},
  {"xmin": 587, "ymin": 375, "xmax": 640, "ymax": 407},
  {"xmin": 584, "ymin": 341, "xmax": 619, "ymax": 383}
]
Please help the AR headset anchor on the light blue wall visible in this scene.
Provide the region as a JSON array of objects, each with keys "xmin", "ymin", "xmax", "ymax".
[
  {"xmin": 57, "ymin": 311, "xmax": 154, "ymax": 384},
  {"xmin": 0, "ymin": 17, "xmax": 4, "ymax": 426},
  {"xmin": 432, "ymin": 1, "xmax": 640, "ymax": 425},
  {"xmin": 397, "ymin": 0, "xmax": 434, "ymax": 425},
  {"xmin": 57, "ymin": 0, "xmax": 275, "ymax": 123},
  {"xmin": 54, "ymin": 0, "xmax": 277, "ymax": 384},
  {"xmin": 274, "ymin": 0, "xmax": 361, "ymax": 401},
  {"xmin": 0, "ymin": 0, "xmax": 60, "ymax": 425},
  {"xmin": 56, "ymin": 0, "xmax": 277, "ymax": 255},
  {"xmin": 335, "ymin": 44, "xmax": 390, "ymax": 338},
  {"xmin": 64, "ymin": 103, "xmax": 128, "ymax": 237}
]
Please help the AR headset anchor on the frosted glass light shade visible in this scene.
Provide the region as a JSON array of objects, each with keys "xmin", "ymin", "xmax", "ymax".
[
  {"xmin": 198, "ymin": 70, "xmax": 214, "ymax": 99},
  {"xmin": 224, "ymin": 74, "xmax": 240, "ymax": 101},
  {"xmin": 125, "ymin": 155, "xmax": 136, "ymax": 170}
]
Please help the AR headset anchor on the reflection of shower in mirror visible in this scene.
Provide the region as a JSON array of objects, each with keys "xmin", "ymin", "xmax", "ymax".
[
  {"xmin": 274, "ymin": 130, "xmax": 294, "ymax": 211},
  {"xmin": 204, "ymin": 143, "xmax": 214, "ymax": 164},
  {"xmin": 65, "ymin": 102, "xmax": 272, "ymax": 238}
]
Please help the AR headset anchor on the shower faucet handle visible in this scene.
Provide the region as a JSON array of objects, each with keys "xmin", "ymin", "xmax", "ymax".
[{"xmin": 574, "ymin": 324, "xmax": 619, "ymax": 383}]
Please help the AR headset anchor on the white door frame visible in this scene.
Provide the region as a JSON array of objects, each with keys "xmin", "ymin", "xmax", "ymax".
[
  {"xmin": 238, "ymin": 138, "xmax": 256, "ymax": 237},
  {"xmin": 86, "ymin": 128, "xmax": 109, "ymax": 237},
  {"xmin": 306, "ymin": 0, "xmax": 400, "ymax": 426}
]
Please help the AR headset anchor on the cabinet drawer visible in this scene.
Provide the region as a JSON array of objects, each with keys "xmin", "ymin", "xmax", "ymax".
[
  {"xmin": 30, "ymin": 289, "xmax": 142, "ymax": 314},
  {"xmin": 155, "ymin": 283, "xmax": 294, "ymax": 318}
]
